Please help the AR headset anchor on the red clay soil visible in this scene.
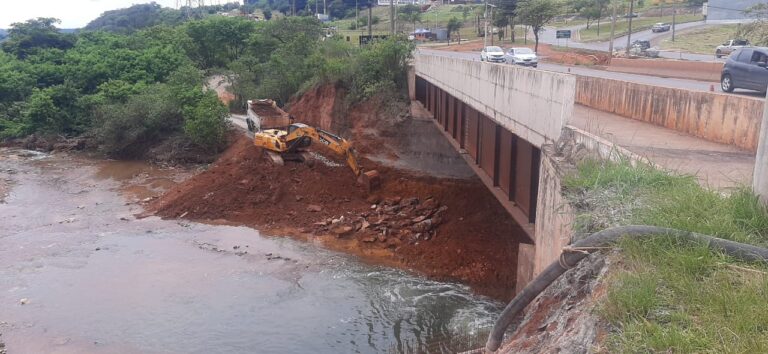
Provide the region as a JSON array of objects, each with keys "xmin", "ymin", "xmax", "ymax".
[
  {"xmin": 435, "ymin": 42, "xmax": 611, "ymax": 66},
  {"xmin": 150, "ymin": 136, "xmax": 524, "ymax": 301},
  {"xmin": 286, "ymin": 82, "xmax": 349, "ymax": 133},
  {"xmin": 151, "ymin": 84, "xmax": 525, "ymax": 301}
]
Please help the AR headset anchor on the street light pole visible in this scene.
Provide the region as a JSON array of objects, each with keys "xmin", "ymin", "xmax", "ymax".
[
  {"xmin": 608, "ymin": 0, "xmax": 617, "ymax": 64},
  {"xmin": 484, "ymin": 0, "xmax": 489, "ymax": 49},
  {"xmin": 672, "ymin": 4, "xmax": 677, "ymax": 42},
  {"xmin": 625, "ymin": 0, "xmax": 634, "ymax": 55},
  {"xmin": 483, "ymin": 2, "xmax": 496, "ymax": 49}
]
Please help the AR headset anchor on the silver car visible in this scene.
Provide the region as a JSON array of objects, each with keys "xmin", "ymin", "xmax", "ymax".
[
  {"xmin": 505, "ymin": 47, "xmax": 538, "ymax": 68},
  {"xmin": 480, "ymin": 46, "xmax": 505, "ymax": 63},
  {"xmin": 716, "ymin": 39, "xmax": 751, "ymax": 58}
]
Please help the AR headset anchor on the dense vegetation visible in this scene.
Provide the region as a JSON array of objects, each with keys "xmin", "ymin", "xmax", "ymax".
[
  {"xmin": 84, "ymin": 2, "xmax": 242, "ymax": 34},
  {"xmin": 0, "ymin": 11, "xmax": 412, "ymax": 160}
]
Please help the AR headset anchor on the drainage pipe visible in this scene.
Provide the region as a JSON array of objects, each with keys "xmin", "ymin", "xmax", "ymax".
[{"xmin": 485, "ymin": 225, "xmax": 768, "ymax": 353}]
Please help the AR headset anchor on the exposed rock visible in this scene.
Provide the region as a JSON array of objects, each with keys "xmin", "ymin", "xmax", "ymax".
[
  {"xmin": 306, "ymin": 204, "xmax": 323, "ymax": 212},
  {"xmin": 412, "ymin": 219, "xmax": 434, "ymax": 233},
  {"xmin": 330, "ymin": 225, "xmax": 354, "ymax": 236}
]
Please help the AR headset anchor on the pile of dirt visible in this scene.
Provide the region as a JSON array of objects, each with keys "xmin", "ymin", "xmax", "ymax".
[{"xmin": 150, "ymin": 133, "xmax": 525, "ymax": 300}]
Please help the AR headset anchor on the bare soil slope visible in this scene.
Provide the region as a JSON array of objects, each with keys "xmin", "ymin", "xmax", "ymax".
[{"xmin": 151, "ymin": 85, "xmax": 527, "ymax": 300}]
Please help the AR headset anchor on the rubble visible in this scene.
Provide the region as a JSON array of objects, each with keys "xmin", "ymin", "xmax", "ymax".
[
  {"xmin": 309, "ymin": 195, "xmax": 444, "ymax": 248},
  {"xmin": 151, "ymin": 114, "xmax": 525, "ymax": 300}
]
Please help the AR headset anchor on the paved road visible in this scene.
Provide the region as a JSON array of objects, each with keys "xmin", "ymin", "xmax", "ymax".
[
  {"xmin": 419, "ymin": 48, "xmax": 763, "ymax": 98},
  {"xmin": 538, "ymin": 21, "xmax": 723, "ymax": 62}
]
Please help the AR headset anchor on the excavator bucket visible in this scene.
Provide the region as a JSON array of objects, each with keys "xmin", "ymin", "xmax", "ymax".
[{"xmin": 359, "ymin": 170, "xmax": 381, "ymax": 192}]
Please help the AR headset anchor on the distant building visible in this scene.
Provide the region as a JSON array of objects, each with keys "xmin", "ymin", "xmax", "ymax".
[{"xmin": 706, "ymin": 0, "xmax": 763, "ymax": 23}]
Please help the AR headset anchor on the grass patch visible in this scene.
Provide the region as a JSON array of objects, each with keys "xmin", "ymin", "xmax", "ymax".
[
  {"xmin": 328, "ymin": 4, "xmax": 525, "ymax": 44},
  {"xmin": 579, "ymin": 14, "xmax": 703, "ymax": 42},
  {"xmin": 564, "ymin": 158, "xmax": 768, "ymax": 352},
  {"xmin": 660, "ymin": 24, "xmax": 745, "ymax": 54}
]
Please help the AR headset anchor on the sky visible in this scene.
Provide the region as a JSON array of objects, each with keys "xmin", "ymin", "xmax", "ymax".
[{"xmin": 1, "ymin": 0, "xmax": 240, "ymax": 29}]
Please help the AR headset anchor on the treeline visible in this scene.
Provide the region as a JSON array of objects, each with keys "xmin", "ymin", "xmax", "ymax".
[
  {"xmin": 84, "ymin": 2, "xmax": 242, "ymax": 34},
  {"xmin": 0, "ymin": 15, "xmax": 412, "ymax": 159},
  {"xmin": 243, "ymin": 0, "xmax": 376, "ymax": 20}
]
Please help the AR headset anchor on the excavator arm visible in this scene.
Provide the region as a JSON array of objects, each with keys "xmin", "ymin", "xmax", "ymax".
[
  {"xmin": 314, "ymin": 129, "xmax": 362, "ymax": 177},
  {"xmin": 282, "ymin": 124, "xmax": 362, "ymax": 177}
]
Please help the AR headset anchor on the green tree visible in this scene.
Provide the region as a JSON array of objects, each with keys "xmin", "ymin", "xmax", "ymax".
[
  {"xmin": 84, "ymin": 3, "xmax": 184, "ymax": 34},
  {"xmin": 571, "ymin": 0, "xmax": 608, "ymax": 31},
  {"xmin": 183, "ymin": 92, "xmax": 229, "ymax": 151},
  {"xmin": 22, "ymin": 89, "xmax": 57, "ymax": 134},
  {"xmin": 447, "ymin": 17, "xmax": 463, "ymax": 43},
  {"xmin": 185, "ymin": 16, "xmax": 257, "ymax": 68},
  {"xmin": 398, "ymin": 5, "xmax": 423, "ymax": 32},
  {"xmin": 517, "ymin": 0, "xmax": 561, "ymax": 52},
  {"xmin": 1, "ymin": 18, "xmax": 75, "ymax": 59}
]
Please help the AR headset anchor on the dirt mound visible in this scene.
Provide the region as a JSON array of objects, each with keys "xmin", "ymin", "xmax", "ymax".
[{"xmin": 150, "ymin": 134, "xmax": 525, "ymax": 300}]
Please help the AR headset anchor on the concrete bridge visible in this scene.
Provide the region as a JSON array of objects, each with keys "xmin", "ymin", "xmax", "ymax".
[{"xmin": 409, "ymin": 51, "xmax": 767, "ymax": 292}]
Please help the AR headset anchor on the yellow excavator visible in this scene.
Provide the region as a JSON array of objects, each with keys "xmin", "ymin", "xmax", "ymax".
[{"xmin": 250, "ymin": 123, "xmax": 380, "ymax": 190}]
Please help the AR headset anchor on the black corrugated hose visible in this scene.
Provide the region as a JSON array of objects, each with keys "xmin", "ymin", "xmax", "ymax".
[{"xmin": 485, "ymin": 225, "xmax": 768, "ymax": 352}]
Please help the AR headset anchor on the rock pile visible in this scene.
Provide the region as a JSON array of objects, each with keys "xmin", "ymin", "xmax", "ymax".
[{"xmin": 310, "ymin": 196, "xmax": 447, "ymax": 248}]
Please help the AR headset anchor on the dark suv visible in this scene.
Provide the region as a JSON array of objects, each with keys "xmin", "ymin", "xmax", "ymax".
[{"xmin": 721, "ymin": 47, "xmax": 768, "ymax": 93}]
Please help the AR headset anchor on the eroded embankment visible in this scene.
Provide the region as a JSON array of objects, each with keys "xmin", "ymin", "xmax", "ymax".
[
  {"xmin": 151, "ymin": 135, "xmax": 522, "ymax": 300},
  {"xmin": 151, "ymin": 85, "xmax": 527, "ymax": 301}
]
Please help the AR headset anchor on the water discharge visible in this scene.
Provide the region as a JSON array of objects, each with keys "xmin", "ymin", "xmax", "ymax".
[{"xmin": 0, "ymin": 149, "xmax": 501, "ymax": 353}]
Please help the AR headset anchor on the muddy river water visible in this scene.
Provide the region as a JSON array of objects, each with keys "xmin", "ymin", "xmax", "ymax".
[{"xmin": 0, "ymin": 149, "xmax": 501, "ymax": 353}]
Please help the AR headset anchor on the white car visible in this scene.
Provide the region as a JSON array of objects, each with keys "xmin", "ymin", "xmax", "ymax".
[
  {"xmin": 480, "ymin": 46, "xmax": 505, "ymax": 63},
  {"xmin": 505, "ymin": 47, "xmax": 538, "ymax": 68}
]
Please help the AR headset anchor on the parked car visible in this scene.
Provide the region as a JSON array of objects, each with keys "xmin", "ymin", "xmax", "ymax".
[
  {"xmin": 720, "ymin": 47, "xmax": 768, "ymax": 93},
  {"xmin": 480, "ymin": 46, "xmax": 505, "ymax": 63},
  {"xmin": 631, "ymin": 40, "xmax": 651, "ymax": 51},
  {"xmin": 716, "ymin": 39, "xmax": 751, "ymax": 58},
  {"xmin": 624, "ymin": 12, "xmax": 638, "ymax": 18},
  {"xmin": 651, "ymin": 23, "xmax": 671, "ymax": 33},
  {"xmin": 505, "ymin": 47, "xmax": 538, "ymax": 68}
]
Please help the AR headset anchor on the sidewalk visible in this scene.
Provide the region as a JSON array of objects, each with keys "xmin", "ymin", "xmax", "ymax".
[{"xmin": 570, "ymin": 104, "xmax": 755, "ymax": 190}]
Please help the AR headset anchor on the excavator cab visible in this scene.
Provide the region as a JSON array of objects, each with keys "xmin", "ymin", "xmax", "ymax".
[{"xmin": 252, "ymin": 122, "xmax": 380, "ymax": 191}]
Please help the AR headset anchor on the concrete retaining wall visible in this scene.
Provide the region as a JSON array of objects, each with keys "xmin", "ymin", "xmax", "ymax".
[
  {"xmin": 415, "ymin": 53, "xmax": 576, "ymax": 147},
  {"xmin": 607, "ymin": 58, "xmax": 723, "ymax": 82},
  {"xmin": 575, "ymin": 76, "xmax": 764, "ymax": 152},
  {"xmin": 532, "ymin": 145, "xmax": 575, "ymax": 276}
]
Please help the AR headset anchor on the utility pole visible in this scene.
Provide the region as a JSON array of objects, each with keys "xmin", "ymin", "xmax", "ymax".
[
  {"xmin": 672, "ymin": 4, "xmax": 677, "ymax": 42},
  {"xmin": 483, "ymin": 1, "xmax": 488, "ymax": 49},
  {"xmin": 355, "ymin": 0, "xmax": 358, "ymax": 33},
  {"xmin": 608, "ymin": 0, "xmax": 617, "ymax": 64},
  {"xmin": 490, "ymin": 5, "xmax": 495, "ymax": 46},
  {"xmin": 368, "ymin": 5, "xmax": 372, "ymax": 37},
  {"xmin": 625, "ymin": 0, "xmax": 634, "ymax": 55},
  {"xmin": 390, "ymin": 0, "xmax": 395, "ymax": 35},
  {"xmin": 483, "ymin": 2, "xmax": 496, "ymax": 49}
]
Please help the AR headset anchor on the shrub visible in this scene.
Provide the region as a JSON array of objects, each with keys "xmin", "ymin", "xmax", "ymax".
[
  {"xmin": 92, "ymin": 83, "xmax": 181, "ymax": 157},
  {"xmin": 183, "ymin": 92, "xmax": 229, "ymax": 152}
]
